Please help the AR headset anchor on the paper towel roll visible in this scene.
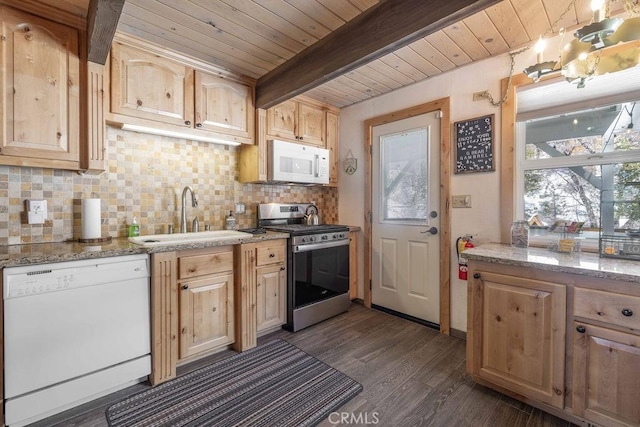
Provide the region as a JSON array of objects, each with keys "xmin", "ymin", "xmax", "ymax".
[{"xmin": 81, "ymin": 198, "xmax": 101, "ymax": 240}]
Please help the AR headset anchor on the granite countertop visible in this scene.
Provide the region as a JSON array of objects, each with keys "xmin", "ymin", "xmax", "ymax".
[
  {"xmin": 0, "ymin": 231, "xmax": 289, "ymax": 268},
  {"xmin": 463, "ymin": 243, "xmax": 640, "ymax": 283}
]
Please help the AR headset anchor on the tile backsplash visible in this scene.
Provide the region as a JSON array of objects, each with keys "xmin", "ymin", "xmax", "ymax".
[{"xmin": 0, "ymin": 127, "xmax": 338, "ymax": 246}]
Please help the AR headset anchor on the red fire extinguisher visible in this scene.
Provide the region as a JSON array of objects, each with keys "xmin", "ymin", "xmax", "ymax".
[{"xmin": 456, "ymin": 235, "xmax": 474, "ymax": 280}]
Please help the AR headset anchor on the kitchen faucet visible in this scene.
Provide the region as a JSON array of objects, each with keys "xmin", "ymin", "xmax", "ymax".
[{"xmin": 180, "ymin": 185, "xmax": 198, "ymax": 233}]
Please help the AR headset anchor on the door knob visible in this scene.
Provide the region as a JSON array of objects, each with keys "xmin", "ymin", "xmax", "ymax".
[
  {"xmin": 429, "ymin": 211, "xmax": 438, "ymax": 218},
  {"xmin": 420, "ymin": 227, "xmax": 438, "ymax": 235}
]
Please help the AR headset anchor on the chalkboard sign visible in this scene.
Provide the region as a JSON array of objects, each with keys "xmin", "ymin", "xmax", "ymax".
[{"xmin": 454, "ymin": 114, "xmax": 495, "ymax": 174}]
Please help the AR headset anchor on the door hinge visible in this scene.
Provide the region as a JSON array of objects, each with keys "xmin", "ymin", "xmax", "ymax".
[
  {"xmin": 369, "ymin": 211, "xmax": 372, "ymax": 223},
  {"xmin": 370, "ymin": 144, "xmax": 372, "ymax": 155},
  {"xmin": 369, "ymin": 279, "xmax": 372, "ymax": 290},
  {"xmin": 435, "ymin": 111, "xmax": 442, "ymax": 119}
]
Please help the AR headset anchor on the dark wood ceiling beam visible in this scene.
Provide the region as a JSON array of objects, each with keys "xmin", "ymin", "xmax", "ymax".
[
  {"xmin": 87, "ymin": 0, "xmax": 125, "ymax": 64},
  {"xmin": 255, "ymin": 0, "xmax": 502, "ymax": 109}
]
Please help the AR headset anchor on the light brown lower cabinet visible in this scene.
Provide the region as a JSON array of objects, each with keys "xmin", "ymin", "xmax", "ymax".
[
  {"xmin": 349, "ymin": 230, "xmax": 358, "ymax": 300},
  {"xmin": 234, "ymin": 239, "xmax": 287, "ymax": 351},
  {"xmin": 179, "ymin": 272, "xmax": 234, "ymax": 359},
  {"xmin": 467, "ymin": 260, "xmax": 640, "ymax": 427},
  {"xmin": 150, "ymin": 246, "xmax": 236, "ymax": 385},
  {"xmin": 255, "ymin": 263, "xmax": 286, "ymax": 332},
  {"xmin": 467, "ymin": 267, "xmax": 566, "ymax": 409},
  {"xmin": 572, "ymin": 322, "xmax": 640, "ymax": 426}
]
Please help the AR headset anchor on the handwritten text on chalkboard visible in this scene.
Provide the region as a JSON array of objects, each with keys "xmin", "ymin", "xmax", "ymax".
[{"xmin": 454, "ymin": 114, "xmax": 494, "ymax": 174}]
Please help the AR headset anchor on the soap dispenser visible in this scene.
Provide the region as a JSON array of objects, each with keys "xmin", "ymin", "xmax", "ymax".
[
  {"xmin": 225, "ymin": 211, "xmax": 236, "ymax": 230},
  {"xmin": 128, "ymin": 217, "xmax": 140, "ymax": 237}
]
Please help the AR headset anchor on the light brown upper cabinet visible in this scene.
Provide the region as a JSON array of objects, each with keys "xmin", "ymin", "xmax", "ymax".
[
  {"xmin": 241, "ymin": 96, "xmax": 339, "ymax": 184},
  {"xmin": 326, "ymin": 110, "xmax": 339, "ymax": 186},
  {"xmin": 110, "ymin": 42, "xmax": 193, "ymax": 128},
  {"xmin": 266, "ymin": 97, "xmax": 325, "ymax": 146},
  {"xmin": 109, "ymin": 34, "xmax": 255, "ymax": 145},
  {"xmin": 195, "ymin": 71, "xmax": 253, "ymax": 142},
  {"xmin": 0, "ymin": 6, "xmax": 80, "ymax": 169}
]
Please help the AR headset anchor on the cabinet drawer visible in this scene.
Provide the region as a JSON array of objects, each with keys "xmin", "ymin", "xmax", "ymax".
[
  {"xmin": 256, "ymin": 244, "xmax": 286, "ymax": 266},
  {"xmin": 574, "ymin": 287, "xmax": 640, "ymax": 330},
  {"xmin": 179, "ymin": 250, "xmax": 233, "ymax": 279}
]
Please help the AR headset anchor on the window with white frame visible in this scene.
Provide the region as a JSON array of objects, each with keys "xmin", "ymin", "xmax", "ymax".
[{"xmin": 515, "ymin": 73, "xmax": 640, "ymax": 250}]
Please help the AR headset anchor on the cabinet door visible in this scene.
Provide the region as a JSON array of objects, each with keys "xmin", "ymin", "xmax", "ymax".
[
  {"xmin": 256, "ymin": 263, "xmax": 286, "ymax": 332},
  {"xmin": 297, "ymin": 102, "xmax": 325, "ymax": 146},
  {"xmin": 179, "ymin": 272, "xmax": 234, "ymax": 358},
  {"xmin": 573, "ymin": 322, "xmax": 640, "ymax": 426},
  {"xmin": 326, "ymin": 111, "xmax": 339, "ymax": 185},
  {"xmin": 0, "ymin": 7, "xmax": 79, "ymax": 163},
  {"xmin": 195, "ymin": 71, "xmax": 254, "ymax": 144},
  {"xmin": 467, "ymin": 271, "xmax": 566, "ymax": 408},
  {"xmin": 110, "ymin": 42, "xmax": 194, "ymax": 127},
  {"xmin": 266, "ymin": 99, "xmax": 297, "ymax": 140}
]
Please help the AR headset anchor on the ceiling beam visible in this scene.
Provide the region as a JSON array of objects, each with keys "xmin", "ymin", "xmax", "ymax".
[
  {"xmin": 255, "ymin": 0, "xmax": 502, "ymax": 109},
  {"xmin": 87, "ymin": 0, "xmax": 125, "ymax": 64}
]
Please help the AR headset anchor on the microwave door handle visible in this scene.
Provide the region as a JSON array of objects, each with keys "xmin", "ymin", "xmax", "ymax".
[{"xmin": 314, "ymin": 154, "xmax": 319, "ymax": 177}]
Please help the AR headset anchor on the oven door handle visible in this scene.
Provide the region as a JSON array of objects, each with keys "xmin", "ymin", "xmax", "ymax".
[{"xmin": 293, "ymin": 239, "xmax": 350, "ymax": 253}]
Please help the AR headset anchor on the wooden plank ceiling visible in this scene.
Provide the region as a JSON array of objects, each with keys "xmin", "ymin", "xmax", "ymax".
[{"xmin": 39, "ymin": 0, "xmax": 627, "ymax": 108}]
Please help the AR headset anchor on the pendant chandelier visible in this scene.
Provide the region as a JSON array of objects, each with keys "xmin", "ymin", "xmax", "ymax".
[{"xmin": 523, "ymin": 0, "xmax": 640, "ymax": 87}]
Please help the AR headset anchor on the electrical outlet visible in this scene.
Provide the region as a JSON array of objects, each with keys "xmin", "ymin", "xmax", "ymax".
[
  {"xmin": 235, "ymin": 203, "xmax": 246, "ymax": 214},
  {"xmin": 26, "ymin": 199, "xmax": 47, "ymax": 224},
  {"xmin": 452, "ymin": 195, "xmax": 472, "ymax": 208}
]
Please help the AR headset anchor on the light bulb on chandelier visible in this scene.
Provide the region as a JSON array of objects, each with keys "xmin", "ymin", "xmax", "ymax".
[{"xmin": 522, "ymin": 0, "xmax": 640, "ymax": 88}]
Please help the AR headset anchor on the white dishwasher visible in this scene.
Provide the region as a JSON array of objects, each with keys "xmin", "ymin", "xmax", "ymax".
[{"xmin": 3, "ymin": 254, "xmax": 152, "ymax": 427}]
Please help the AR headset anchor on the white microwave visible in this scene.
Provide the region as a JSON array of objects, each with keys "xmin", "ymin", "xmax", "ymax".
[{"xmin": 268, "ymin": 139, "xmax": 329, "ymax": 184}]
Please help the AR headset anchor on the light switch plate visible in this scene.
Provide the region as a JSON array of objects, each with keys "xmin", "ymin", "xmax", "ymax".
[{"xmin": 452, "ymin": 195, "xmax": 471, "ymax": 208}]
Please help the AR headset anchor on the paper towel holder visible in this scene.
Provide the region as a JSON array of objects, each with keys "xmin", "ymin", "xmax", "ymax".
[{"xmin": 78, "ymin": 236, "xmax": 112, "ymax": 243}]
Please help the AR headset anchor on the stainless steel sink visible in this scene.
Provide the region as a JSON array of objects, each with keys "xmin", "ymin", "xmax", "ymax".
[{"xmin": 128, "ymin": 230, "xmax": 252, "ymax": 247}]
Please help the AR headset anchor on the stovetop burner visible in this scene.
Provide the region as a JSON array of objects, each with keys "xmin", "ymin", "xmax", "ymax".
[{"xmin": 256, "ymin": 202, "xmax": 349, "ymax": 236}]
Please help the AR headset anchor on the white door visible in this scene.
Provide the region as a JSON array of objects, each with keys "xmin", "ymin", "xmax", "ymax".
[{"xmin": 371, "ymin": 113, "xmax": 440, "ymax": 324}]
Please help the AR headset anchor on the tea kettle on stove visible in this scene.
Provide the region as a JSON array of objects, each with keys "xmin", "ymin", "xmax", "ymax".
[{"xmin": 305, "ymin": 204, "xmax": 319, "ymax": 225}]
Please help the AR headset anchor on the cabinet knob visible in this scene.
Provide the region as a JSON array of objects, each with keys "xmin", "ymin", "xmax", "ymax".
[
  {"xmin": 576, "ymin": 325, "xmax": 586, "ymax": 333},
  {"xmin": 269, "ymin": 253, "xmax": 275, "ymax": 258},
  {"xmin": 299, "ymin": 137, "xmax": 303, "ymax": 141},
  {"xmin": 182, "ymin": 284, "xmax": 189, "ymax": 290},
  {"xmin": 622, "ymin": 308, "xmax": 633, "ymax": 317},
  {"xmin": 196, "ymin": 123, "xmax": 203, "ymax": 128},
  {"xmin": 280, "ymin": 266, "xmax": 286, "ymax": 271},
  {"xmin": 473, "ymin": 273, "xmax": 481, "ymax": 279},
  {"xmin": 185, "ymin": 120, "xmax": 191, "ymax": 126}
]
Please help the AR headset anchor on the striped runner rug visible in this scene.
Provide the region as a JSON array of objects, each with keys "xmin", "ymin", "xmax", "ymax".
[{"xmin": 106, "ymin": 339, "xmax": 362, "ymax": 427}]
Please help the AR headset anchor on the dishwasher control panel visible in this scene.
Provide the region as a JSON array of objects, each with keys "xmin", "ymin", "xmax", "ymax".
[{"xmin": 3, "ymin": 254, "xmax": 149, "ymax": 299}]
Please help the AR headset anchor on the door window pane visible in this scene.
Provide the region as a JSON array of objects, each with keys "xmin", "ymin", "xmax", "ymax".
[{"xmin": 380, "ymin": 128, "xmax": 429, "ymax": 223}]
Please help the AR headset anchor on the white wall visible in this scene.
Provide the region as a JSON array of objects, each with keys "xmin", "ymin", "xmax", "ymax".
[{"xmin": 338, "ymin": 48, "xmax": 538, "ymax": 332}]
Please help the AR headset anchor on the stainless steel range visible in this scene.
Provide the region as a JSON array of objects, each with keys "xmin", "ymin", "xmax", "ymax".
[{"xmin": 257, "ymin": 203, "xmax": 351, "ymax": 332}]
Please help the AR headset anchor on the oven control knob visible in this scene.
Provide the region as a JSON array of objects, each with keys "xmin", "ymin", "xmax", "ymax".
[
  {"xmin": 301, "ymin": 237, "xmax": 307, "ymax": 243},
  {"xmin": 322, "ymin": 235, "xmax": 328, "ymax": 240},
  {"xmin": 310, "ymin": 236, "xmax": 316, "ymax": 242}
]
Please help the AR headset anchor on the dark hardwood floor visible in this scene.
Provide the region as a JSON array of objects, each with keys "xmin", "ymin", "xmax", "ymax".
[{"xmin": 33, "ymin": 303, "xmax": 575, "ymax": 427}]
